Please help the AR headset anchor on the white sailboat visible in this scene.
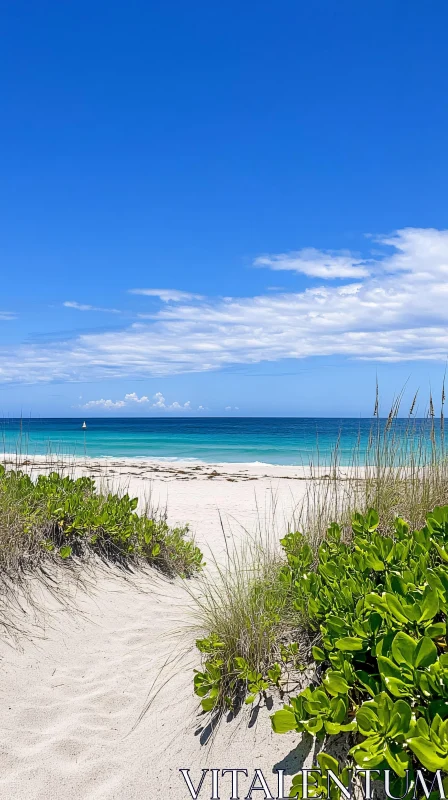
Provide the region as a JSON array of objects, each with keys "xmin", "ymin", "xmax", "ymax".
[{"xmin": 82, "ymin": 421, "xmax": 87, "ymax": 429}]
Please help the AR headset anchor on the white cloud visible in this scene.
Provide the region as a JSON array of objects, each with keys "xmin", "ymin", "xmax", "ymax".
[
  {"xmin": 82, "ymin": 398, "xmax": 126, "ymax": 409},
  {"xmin": 124, "ymin": 392, "xmax": 149, "ymax": 403},
  {"xmin": 4, "ymin": 228, "xmax": 448, "ymax": 383},
  {"xmin": 64, "ymin": 301, "xmax": 120, "ymax": 313},
  {"xmin": 0, "ymin": 312, "xmax": 16, "ymax": 320},
  {"xmin": 149, "ymin": 393, "xmax": 193, "ymax": 410},
  {"xmin": 129, "ymin": 289, "xmax": 203, "ymax": 302},
  {"xmin": 152, "ymin": 392, "xmax": 166, "ymax": 408},
  {"xmin": 81, "ymin": 391, "xmax": 195, "ymax": 411},
  {"xmin": 254, "ymin": 248, "xmax": 370, "ymax": 279}
]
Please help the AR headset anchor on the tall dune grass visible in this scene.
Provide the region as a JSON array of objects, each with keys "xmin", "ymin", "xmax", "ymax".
[
  {"xmin": 189, "ymin": 521, "xmax": 309, "ymax": 709},
  {"xmin": 297, "ymin": 384, "xmax": 448, "ymax": 544},
  {"xmin": 191, "ymin": 386, "xmax": 448, "ymax": 708}
]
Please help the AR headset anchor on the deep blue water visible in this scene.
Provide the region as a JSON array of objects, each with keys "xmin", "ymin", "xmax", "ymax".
[{"xmin": 0, "ymin": 417, "xmax": 438, "ymax": 466}]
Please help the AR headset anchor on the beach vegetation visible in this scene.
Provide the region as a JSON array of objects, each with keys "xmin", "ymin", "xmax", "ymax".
[
  {"xmin": 192, "ymin": 389, "xmax": 448, "ymax": 780},
  {"xmin": 195, "ymin": 502, "xmax": 448, "ymax": 779},
  {"xmin": 191, "ymin": 531, "xmax": 309, "ymax": 712},
  {"xmin": 0, "ymin": 465, "xmax": 203, "ymax": 579},
  {"xmin": 271, "ymin": 506, "xmax": 448, "ymax": 777}
]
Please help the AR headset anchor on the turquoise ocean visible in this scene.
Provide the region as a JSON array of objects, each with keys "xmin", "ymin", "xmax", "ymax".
[{"xmin": 0, "ymin": 417, "xmax": 436, "ymax": 466}]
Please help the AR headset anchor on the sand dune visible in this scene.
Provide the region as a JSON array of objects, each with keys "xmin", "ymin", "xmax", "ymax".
[{"xmin": 0, "ymin": 458, "xmax": 320, "ymax": 799}]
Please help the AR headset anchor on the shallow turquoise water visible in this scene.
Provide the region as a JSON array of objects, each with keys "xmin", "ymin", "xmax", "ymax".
[{"xmin": 0, "ymin": 417, "xmax": 439, "ymax": 466}]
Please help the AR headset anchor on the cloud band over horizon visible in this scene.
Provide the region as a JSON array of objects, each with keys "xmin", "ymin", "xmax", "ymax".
[{"xmin": 2, "ymin": 228, "xmax": 448, "ymax": 385}]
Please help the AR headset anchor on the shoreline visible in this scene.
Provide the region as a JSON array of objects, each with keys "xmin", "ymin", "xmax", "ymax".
[{"xmin": 0, "ymin": 451, "xmax": 354, "ymax": 481}]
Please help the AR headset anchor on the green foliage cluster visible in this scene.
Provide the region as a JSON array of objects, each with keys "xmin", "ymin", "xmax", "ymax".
[
  {"xmin": 288, "ymin": 752, "xmax": 351, "ymax": 800},
  {"xmin": 0, "ymin": 465, "xmax": 203, "ymax": 576},
  {"xmin": 194, "ymin": 632, "xmax": 304, "ymax": 712},
  {"xmin": 194, "ymin": 504, "xmax": 448, "ymax": 783},
  {"xmin": 271, "ymin": 506, "xmax": 448, "ymax": 780}
]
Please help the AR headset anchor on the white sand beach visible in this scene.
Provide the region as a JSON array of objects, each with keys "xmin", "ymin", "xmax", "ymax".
[{"xmin": 0, "ymin": 456, "xmax": 327, "ymax": 800}]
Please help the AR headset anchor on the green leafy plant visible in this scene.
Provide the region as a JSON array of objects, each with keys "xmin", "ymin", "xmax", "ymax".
[
  {"xmin": 407, "ymin": 714, "xmax": 448, "ymax": 770},
  {"xmin": 270, "ymin": 505, "xmax": 448, "ymax": 777},
  {"xmin": 0, "ymin": 465, "xmax": 203, "ymax": 577},
  {"xmin": 194, "ymin": 660, "xmax": 225, "ymax": 712},
  {"xmin": 234, "ymin": 657, "xmax": 269, "ymax": 705},
  {"xmin": 289, "ymin": 753, "xmax": 351, "ymax": 800},
  {"xmin": 271, "ymin": 684, "xmax": 356, "ymax": 738}
]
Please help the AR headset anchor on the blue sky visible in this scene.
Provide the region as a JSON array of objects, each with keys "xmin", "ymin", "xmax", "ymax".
[{"xmin": 1, "ymin": 0, "xmax": 448, "ymax": 417}]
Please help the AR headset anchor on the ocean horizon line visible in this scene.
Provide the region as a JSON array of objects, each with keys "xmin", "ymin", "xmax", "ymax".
[
  {"xmin": 0, "ymin": 416, "xmax": 441, "ymax": 466},
  {"xmin": 0, "ymin": 414, "xmax": 437, "ymax": 421}
]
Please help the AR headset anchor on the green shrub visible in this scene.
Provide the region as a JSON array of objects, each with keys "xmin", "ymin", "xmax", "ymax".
[
  {"xmin": 270, "ymin": 505, "xmax": 448, "ymax": 781},
  {"xmin": 194, "ymin": 504, "xmax": 448, "ymax": 780},
  {"xmin": 0, "ymin": 465, "xmax": 203, "ymax": 577}
]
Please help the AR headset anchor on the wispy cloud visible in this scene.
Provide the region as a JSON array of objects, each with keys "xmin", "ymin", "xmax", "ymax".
[
  {"xmin": 3, "ymin": 228, "xmax": 448, "ymax": 383},
  {"xmin": 81, "ymin": 392, "xmax": 194, "ymax": 411},
  {"xmin": 129, "ymin": 289, "xmax": 203, "ymax": 302},
  {"xmin": 0, "ymin": 312, "xmax": 16, "ymax": 320},
  {"xmin": 64, "ymin": 301, "xmax": 121, "ymax": 313},
  {"xmin": 254, "ymin": 248, "xmax": 370, "ymax": 278}
]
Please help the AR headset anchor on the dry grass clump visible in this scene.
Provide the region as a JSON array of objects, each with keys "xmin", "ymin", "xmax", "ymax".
[
  {"xmin": 298, "ymin": 385, "xmax": 448, "ymax": 545},
  {"xmin": 189, "ymin": 528, "xmax": 309, "ymax": 707}
]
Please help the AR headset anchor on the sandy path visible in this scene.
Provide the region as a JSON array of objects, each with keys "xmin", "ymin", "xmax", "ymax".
[{"xmin": 0, "ymin": 458, "xmax": 321, "ymax": 799}]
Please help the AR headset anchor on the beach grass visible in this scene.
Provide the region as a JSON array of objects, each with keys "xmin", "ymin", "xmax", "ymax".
[
  {"xmin": 192, "ymin": 386, "xmax": 448, "ymax": 712},
  {"xmin": 188, "ymin": 523, "xmax": 311, "ymax": 712},
  {"xmin": 296, "ymin": 387, "xmax": 448, "ymax": 545}
]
